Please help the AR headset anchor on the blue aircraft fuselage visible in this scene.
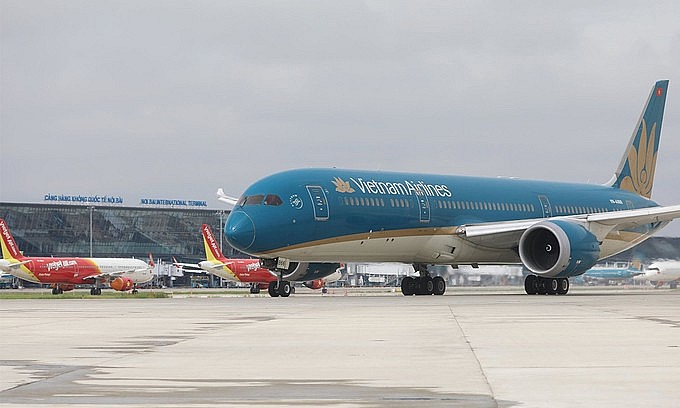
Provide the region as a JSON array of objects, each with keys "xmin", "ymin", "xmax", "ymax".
[{"xmin": 225, "ymin": 168, "xmax": 661, "ymax": 268}]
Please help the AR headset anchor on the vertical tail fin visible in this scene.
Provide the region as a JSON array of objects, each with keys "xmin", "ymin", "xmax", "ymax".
[
  {"xmin": 201, "ymin": 224, "xmax": 226, "ymax": 261},
  {"xmin": 0, "ymin": 218, "xmax": 25, "ymax": 260},
  {"xmin": 611, "ymin": 80, "xmax": 669, "ymax": 198}
]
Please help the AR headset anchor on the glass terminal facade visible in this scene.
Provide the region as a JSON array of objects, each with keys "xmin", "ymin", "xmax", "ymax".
[{"xmin": 0, "ymin": 202, "xmax": 237, "ymax": 262}]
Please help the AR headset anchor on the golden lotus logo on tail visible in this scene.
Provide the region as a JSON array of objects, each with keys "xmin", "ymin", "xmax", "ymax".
[
  {"xmin": 332, "ymin": 177, "xmax": 355, "ymax": 193},
  {"xmin": 620, "ymin": 118, "xmax": 657, "ymax": 198}
]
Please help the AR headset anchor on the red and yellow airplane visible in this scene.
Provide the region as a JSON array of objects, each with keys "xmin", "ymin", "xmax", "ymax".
[
  {"xmin": 177, "ymin": 224, "xmax": 340, "ymax": 296},
  {"xmin": 0, "ymin": 218, "xmax": 153, "ymax": 295}
]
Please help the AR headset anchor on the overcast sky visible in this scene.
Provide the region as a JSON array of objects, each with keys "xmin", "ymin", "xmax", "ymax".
[{"xmin": 1, "ymin": 1, "xmax": 679, "ymax": 235}]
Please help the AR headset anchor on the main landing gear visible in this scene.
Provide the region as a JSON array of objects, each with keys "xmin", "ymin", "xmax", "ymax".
[
  {"xmin": 267, "ymin": 280, "xmax": 294, "ymax": 297},
  {"xmin": 524, "ymin": 274, "xmax": 569, "ymax": 295},
  {"xmin": 401, "ymin": 264, "xmax": 446, "ymax": 296},
  {"xmin": 89, "ymin": 287, "xmax": 103, "ymax": 295},
  {"xmin": 249, "ymin": 283, "xmax": 261, "ymax": 294}
]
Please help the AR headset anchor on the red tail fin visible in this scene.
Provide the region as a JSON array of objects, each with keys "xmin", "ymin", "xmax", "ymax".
[
  {"xmin": 201, "ymin": 224, "xmax": 225, "ymax": 261},
  {"xmin": 0, "ymin": 218, "xmax": 24, "ymax": 260}
]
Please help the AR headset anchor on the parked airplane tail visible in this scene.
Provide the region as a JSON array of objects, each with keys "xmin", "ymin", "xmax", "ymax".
[
  {"xmin": 201, "ymin": 224, "xmax": 226, "ymax": 261},
  {"xmin": 611, "ymin": 80, "xmax": 669, "ymax": 198},
  {"xmin": 0, "ymin": 219, "xmax": 25, "ymax": 260}
]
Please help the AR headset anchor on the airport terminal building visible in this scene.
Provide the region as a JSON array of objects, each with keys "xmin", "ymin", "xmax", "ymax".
[{"xmin": 0, "ymin": 201, "xmax": 240, "ymax": 287}]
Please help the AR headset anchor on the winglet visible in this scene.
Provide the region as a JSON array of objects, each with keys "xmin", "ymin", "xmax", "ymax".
[
  {"xmin": 202, "ymin": 224, "xmax": 226, "ymax": 261},
  {"xmin": 611, "ymin": 80, "xmax": 669, "ymax": 198},
  {"xmin": 0, "ymin": 218, "xmax": 24, "ymax": 260},
  {"xmin": 217, "ymin": 188, "xmax": 239, "ymax": 206}
]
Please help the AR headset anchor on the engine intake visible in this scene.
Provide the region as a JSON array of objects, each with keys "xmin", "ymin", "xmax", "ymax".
[{"xmin": 519, "ymin": 220, "xmax": 600, "ymax": 277}]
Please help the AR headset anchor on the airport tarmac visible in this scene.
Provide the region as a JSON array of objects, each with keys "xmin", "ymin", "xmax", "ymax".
[{"xmin": 1, "ymin": 287, "xmax": 678, "ymax": 407}]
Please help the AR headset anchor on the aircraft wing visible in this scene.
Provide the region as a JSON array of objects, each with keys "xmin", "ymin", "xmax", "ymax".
[
  {"xmin": 0, "ymin": 259, "xmax": 31, "ymax": 271},
  {"xmin": 217, "ymin": 188, "xmax": 239, "ymax": 206},
  {"xmin": 81, "ymin": 268, "xmax": 141, "ymax": 281},
  {"xmin": 455, "ymin": 204, "xmax": 680, "ymax": 250}
]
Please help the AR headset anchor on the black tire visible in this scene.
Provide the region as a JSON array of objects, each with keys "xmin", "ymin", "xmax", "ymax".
[
  {"xmin": 424, "ymin": 277, "xmax": 434, "ymax": 295},
  {"xmin": 95, "ymin": 288, "xmax": 102, "ymax": 295},
  {"xmin": 548, "ymin": 278, "xmax": 559, "ymax": 295},
  {"xmin": 52, "ymin": 287, "xmax": 60, "ymax": 295},
  {"xmin": 433, "ymin": 276, "xmax": 446, "ymax": 295},
  {"xmin": 279, "ymin": 281, "xmax": 292, "ymax": 297},
  {"xmin": 536, "ymin": 277, "xmax": 548, "ymax": 295},
  {"xmin": 90, "ymin": 288, "xmax": 96, "ymax": 296},
  {"xmin": 401, "ymin": 277, "xmax": 415, "ymax": 296},
  {"xmin": 322, "ymin": 287, "xmax": 328, "ymax": 294},
  {"xmin": 268, "ymin": 282, "xmax": 280, "ymax": 297},
  {"xmin": 524, "ymin": 275, "xmax": 538, "ymax": 295},
  {"xmin": 557, "ymin": 278, "xmax": 570, "ymax": 295}
]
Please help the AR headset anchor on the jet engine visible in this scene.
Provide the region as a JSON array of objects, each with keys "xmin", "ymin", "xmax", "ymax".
[
  {"xmin": 267, "ymin": 261, "xmax": 340, "ymax": 282},
  {"xmin": 110, "ymin": 276, "xmax": 135, "ymax": 291},
  {"xmin": 303, "ymin": 279, "xmax": 325, "ymax": 290},
  {"xmin": 519, "ymin": 220, "xmax": 600, "ymax": 277}
]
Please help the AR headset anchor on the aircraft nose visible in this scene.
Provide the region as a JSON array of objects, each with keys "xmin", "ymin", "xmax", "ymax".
[{"xmin": 225, "ymin": 210, "xmax": 256, "ymax": 251}]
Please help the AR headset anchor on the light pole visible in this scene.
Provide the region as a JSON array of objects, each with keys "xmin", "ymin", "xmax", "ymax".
[{"xmin": 89, "ymin": 206, "xmax": 94, "ymax": 257}]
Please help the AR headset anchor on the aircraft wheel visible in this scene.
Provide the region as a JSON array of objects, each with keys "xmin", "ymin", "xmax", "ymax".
[
  {"xmin": 90, "ymin": 288, "xmax": 96, "ymax": 295},
  {"xmin": 322, "ymin": 287, "xmax": 328, "ymax": 294},
  {"xmin": 433, "ymin": 276, "xmax": 446, "ymax": 295},
  {"xmin": 279, "ymin": 281, "xmax": 292, "ymax": 297},
  {"xmin": 52, "ymin": 287, "xmax": 60, "ymax": 295},
  {"xmin": 536, "ymin": 278, "xmax": 548, "ymax": 295},
  {"xmin": 132, "ymin": 289, "xmax": 138, "ymax": 294},
  {"xmin": 250, "ymin": 285, "xmax": 259, "ymax": 294},
  {"xmin": 548, "ymin": 278, "xmax": 559, "ymax": 295},
  {"xmin": 268, "ymin": 282, "xmax": 279, "ymax": 297},
  {"xmin": 424, "ymin": 276, "xmax": 434, "ymax": 295},
  {"xmin": 401, "ymin": 277, "xmax": 415, "ymax": 296},
  {"xmin": 557, "ymin": 278, "xmax": 569, "ymax": 295},
  {"xmin": 524, "ymin": 275, "xmax": 538, "ymax": 295}
]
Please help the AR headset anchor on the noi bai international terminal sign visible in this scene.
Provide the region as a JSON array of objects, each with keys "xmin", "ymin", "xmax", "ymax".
[{"xmin": 43, "ymin": 193, "xmax": 208, "ymax": 208}]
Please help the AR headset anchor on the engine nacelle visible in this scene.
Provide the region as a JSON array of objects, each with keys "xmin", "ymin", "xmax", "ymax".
[
  {"xmin": 275, "ymin": 262, "xmax": 340, "ymax": 282},
  {"xmin": 110, "ymin": 276, "xmax": 135, "ymax": 291},
  {"xmin": 303, "ymin": 279, "xmax": 324, "ymax": 290},
  {"xmin": 519, "ymin": 220, "xmax": 600, "ymax": 277}
]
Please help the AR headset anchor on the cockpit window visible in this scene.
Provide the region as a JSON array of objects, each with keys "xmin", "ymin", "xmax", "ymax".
[
  {"xmin": 236, "ymin": 195, "xmax": 247, "ymax": 207},
  {"xmin": 264, "ymin": 194, "xmax": 283, "ymax": 206},
  {"xmin": 245, "ymin": 195, "xmax": 265, "ymax": 205}
]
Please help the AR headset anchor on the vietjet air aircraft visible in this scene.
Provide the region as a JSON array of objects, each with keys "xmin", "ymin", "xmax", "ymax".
[
  {"xmin": 179, "ymin": 224, "xmax": 340, "ymax": 296},
  {"xmin": 635, "ymin": 261, "xmax": 680, "ymax": 289},
  {"xmin": 224, "ymin": 80, "xmax": 680, "ymax": 296},
  {"xmin": 0, "ymin": 218, "xmax": 153, "ymax": 295}
]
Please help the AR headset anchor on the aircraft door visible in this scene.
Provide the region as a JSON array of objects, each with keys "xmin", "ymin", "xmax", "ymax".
[
  {"xmin": 537, "ymin": 195, "xmax": 552, "ymax": 218},
  {"xmin": 306, "ymin": 185, "xmax": 329, "ymax": 221},
  {"xmin": 417, "ymin": 194, "xmax": 430, "ymax": 223}
]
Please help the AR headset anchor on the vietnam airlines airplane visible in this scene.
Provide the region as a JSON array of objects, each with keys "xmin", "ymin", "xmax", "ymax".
[
  {"xmin": 582, "ymin": 262, "xmax": 644, "ymax": 282},
  {"xmin": 224, "ymin": 80, "xmax": 680, "ymax": 296},
  {"xmin": 0, "ymin": 218, "xmax": 153, "ymax": 295}
]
